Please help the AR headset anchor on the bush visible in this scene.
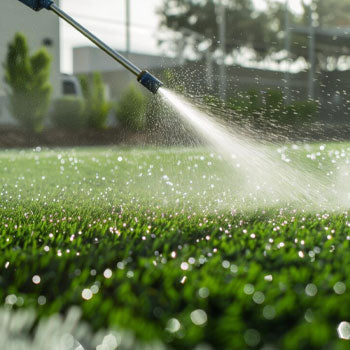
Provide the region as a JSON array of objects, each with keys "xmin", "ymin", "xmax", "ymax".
[
  {"xmin": 79, "ymin": 73, "xmax": 110, "ymax": 129},
  {"xmin": 227, "ymin": 89, "xmax": 318, "ymax": 127},
  {"xmin": 286, "ymin": 100, "xmax": 318, "ymax": 124},
  {"xmin": 4, "ymin": 33, "xmax": 52, "ymax": 133},
  {"xmin": 203, "ymin": 95, "xmax": 225, "ymax": 109},
  {"xmin": 50, "ymin": 97, "xmax": 85, "ymax": 130},
  {"xmin": 115, "ymin": 84, "xmax": 147, "ymax": 131}
]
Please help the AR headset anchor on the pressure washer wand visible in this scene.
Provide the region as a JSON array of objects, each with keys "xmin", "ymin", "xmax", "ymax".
[{"xmin": 18, "ymin": 0, "xmax": 163, "ymax": 94}]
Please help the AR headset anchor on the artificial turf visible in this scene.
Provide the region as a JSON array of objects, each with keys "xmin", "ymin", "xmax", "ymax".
[{"xmin": 1, "ymin": 145, "xmax": 350, "ymax": 349}]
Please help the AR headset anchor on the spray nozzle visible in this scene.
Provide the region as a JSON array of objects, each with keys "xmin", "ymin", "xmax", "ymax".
[
  {"xmin": 18, "ymin": 0, "xmax": 53, "ymax": 11},
  {"xmin": 137, "ymin": 71, "xmax": 163, "ymax": 94}
]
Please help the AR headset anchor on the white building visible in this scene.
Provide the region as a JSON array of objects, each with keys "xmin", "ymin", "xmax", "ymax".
[{"xmin": 0, "ymin": 0, "xmax": 60, "ymax": 124}]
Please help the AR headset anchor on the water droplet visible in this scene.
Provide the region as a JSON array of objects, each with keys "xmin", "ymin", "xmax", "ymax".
[
  {"xmin": 244, "ymin": 329, "xmax": 261, "ymax": 346},
  {"xmin": 263, "ymin": 305, "xmax": 276, "ymax": 320},
  {"xmin": 244, "ymin": 284, "xmax": 255, "ymax": 295},
  {"xmin": 5, "ymin": 294, "xmax": 17, "ymax": 305},
  {"xmin": 305, "ymin": 309, "xmax": 314, "ymax": 323},
  {"xmin": 166, "ymin": 318, "xmax": 181, "ymax": 333},
  {"xmin": 264, "ymin": 274, "xmax": 273, "ymax": 282},
  {"xmin": 222, "ymin": 260, "xmax": 230, "ymax": 269},
  {"xmin": 338, "ymin": 321, "xmax": 350, "ymax": 339},
  {"xmin": 198, "ymin": 287, "xmax": 210, "ymax": 298},
  {"xmin": 38, "ymin": 295, "xmax": 47, "ymax": 305},
  {"xmin": 98, "ymin": 334, "xmax": 118, "ymax": 350},
  {"xmin": 305, "ymin": 284, "xmax": 317, "ymax": 297},
  {"xmin": 180, "ymin": 276, "xmax": 187, "ymax": 284},
  {"xmin": 190, "ymin": 309, "xmax": 207, "ymax": 326},
  {"xmin": 82, "ymin": 289, "xmax": 93, "ymax": 300},
  {"xmin": 253, "ymin": 291, "xmax": 265, "ymax": 304},
  {"xmin": 334, "ymin": 282, "xmax": 346, "ymax": 295},
  {"xmin": 32, "ymin": 275, "xmax": 41, "ymax": 285},
  {"xmin": 103, "ymin": 269, "xmax": 112, "ymax": 279}
]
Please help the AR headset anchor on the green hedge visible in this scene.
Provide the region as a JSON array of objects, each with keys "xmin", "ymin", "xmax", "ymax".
[
  {"xmin": 115, "ymin": 84, "xmax": 147, "ymax": 131},
  {"xmin": 79, "ymin": 73, "xmax": 110, "ymax": 129},
  {"xmin": 227, "ymin": 89, "xmax": 318, "ymax": 127},
  {"xmin": 50, "ymin": 96, "xmax": 86, "ymax": 130},
  {"xmin": 4, "ymin": 33, "xmax": 52, "ymax": 133}
]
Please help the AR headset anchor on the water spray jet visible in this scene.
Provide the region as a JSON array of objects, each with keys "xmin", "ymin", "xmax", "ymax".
[{"xmin": 18, "ymin": 0, "xmax": 164, "ymax": 94}]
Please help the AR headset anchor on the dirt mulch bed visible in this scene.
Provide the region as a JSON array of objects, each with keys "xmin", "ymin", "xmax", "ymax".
[
  {"xmin": 0, "ymin": 126, "xmax": 151, "ymax": 149},
  {"xmin": 2, "ymin": 123, "xmax": 350, "ymax": 149}
]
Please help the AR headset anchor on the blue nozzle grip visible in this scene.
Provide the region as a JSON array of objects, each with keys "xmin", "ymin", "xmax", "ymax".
[
  {"xmin": 18, "ymin": 0, "xmax": 53, "ymax": 11},
  {"xmin": 137, "ymin": 71, "xmax": 163, "ymax": 94}
]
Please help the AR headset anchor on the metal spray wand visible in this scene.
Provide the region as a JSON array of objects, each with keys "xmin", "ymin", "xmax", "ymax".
[{"xmin": 18, "ymin": 0, "xmax": 163, "ymax": 94}]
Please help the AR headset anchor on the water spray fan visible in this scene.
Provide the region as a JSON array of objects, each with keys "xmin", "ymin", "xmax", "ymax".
[{"xmin": 18, "ymin": 0, "xmax": 163, "ymax": 94}]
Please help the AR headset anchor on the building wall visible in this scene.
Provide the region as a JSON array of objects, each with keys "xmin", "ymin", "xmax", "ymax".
[
  {"xmin": 0, "ymin": 0, "xmax": 60, "ymax": 124},
  {"xmin": 73, "ymin": 46, "xmax": 179, "ymax": 75}
]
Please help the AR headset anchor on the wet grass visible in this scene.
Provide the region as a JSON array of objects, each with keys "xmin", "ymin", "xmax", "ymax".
[{"xmin": 1, "ymin": 144, "xmax": 350, "ymax": 350}]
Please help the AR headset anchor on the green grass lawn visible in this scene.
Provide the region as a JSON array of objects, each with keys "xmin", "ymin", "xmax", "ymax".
[{"xmin": 1, "ymin": 144, "xmax": 350, "ymax": 350}]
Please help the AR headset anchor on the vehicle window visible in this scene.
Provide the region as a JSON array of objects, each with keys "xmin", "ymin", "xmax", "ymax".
[{"xmin": 62, "ymin": 80, "xmax": 77, "ymax": 95}]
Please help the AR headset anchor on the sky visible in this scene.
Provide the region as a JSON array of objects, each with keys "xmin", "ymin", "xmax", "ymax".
[{"xmin": 60, "ymin": 0, "xmax": 304, "ymax": 73}]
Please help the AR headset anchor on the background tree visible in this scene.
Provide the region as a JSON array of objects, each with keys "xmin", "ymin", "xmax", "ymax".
[
  {"xmin": 159, "ymin": 0, "xmax": 350, "ymax": 71},
  {"xmin": 4, "ymin": 33, "xmax": 52, "ymax": 133},
  {"xmin": 308, "ymin": 0, "xmax": 350, "ymax": 27},
  {"xmin": 290, "ymin": 0, "xmax": 350, "ymax": 71},
  {"xmin": 159, "ymin": 0, "xmax": 284, "ymax": 62}
]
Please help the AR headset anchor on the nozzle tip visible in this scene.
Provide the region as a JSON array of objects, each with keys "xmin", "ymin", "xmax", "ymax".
[{"xmin": 137, "ymin": 71, "xmax": 163, "ymax": 94}]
